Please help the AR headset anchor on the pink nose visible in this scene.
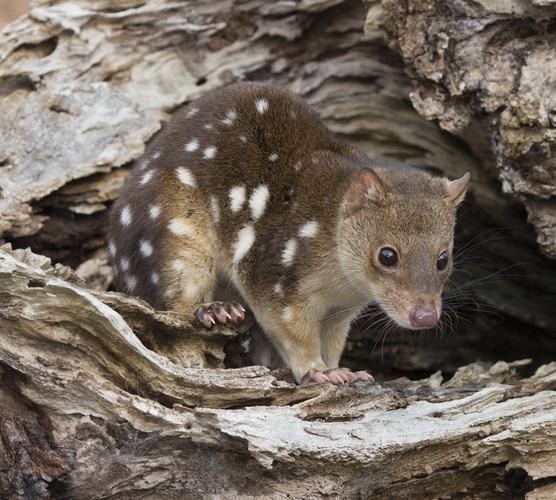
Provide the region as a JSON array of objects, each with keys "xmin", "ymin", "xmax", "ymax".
[{"xmin": 409, "ymin": 307, "xmax": 438, "ymax": 328}]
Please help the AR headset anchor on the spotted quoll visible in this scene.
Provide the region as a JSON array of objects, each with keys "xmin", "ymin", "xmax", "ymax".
[{"xmin": 108, "ymin": 82, "xmax": 469, "ymax": 385}]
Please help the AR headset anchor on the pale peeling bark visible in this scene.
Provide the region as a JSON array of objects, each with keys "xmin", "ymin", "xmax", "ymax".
[
  {"xmin": 1, "ymin": 0, "xmax": 556, "ymax": 498},
  {"xmin": 0, "ymin": 245, "xmax": 555, "ymax": 498}
]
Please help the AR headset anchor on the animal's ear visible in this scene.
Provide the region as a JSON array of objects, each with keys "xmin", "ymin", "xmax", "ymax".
[
  {"xmin": 445, "ymin": 172, "xmax": 470, "ymax": 206},
  {"xmin": 344, "ymin": 168, "xmax": 385, "ymax": 215}
]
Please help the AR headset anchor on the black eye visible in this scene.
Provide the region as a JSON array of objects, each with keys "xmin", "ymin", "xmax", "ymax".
[
  {"xmin": 437, "ymin": 251, "xmax": 449, "ymax": 271},
  {"xmin": 378, "ymin": 247, "xmax": 398, "ymax": 267}
]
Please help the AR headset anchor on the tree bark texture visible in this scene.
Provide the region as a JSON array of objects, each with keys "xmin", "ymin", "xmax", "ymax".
[
  {"xmin": 1, "ymin": 244, "xmax": 555, "ymax": 498},
  {"xmin": 0, "ymin": 0, "xmax": 555, "ymax": 498}
]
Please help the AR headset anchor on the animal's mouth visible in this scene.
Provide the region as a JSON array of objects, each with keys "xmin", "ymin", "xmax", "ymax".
[{"xmin": 376, "ymin": 299, "xmax": 440, "ymax": 331}]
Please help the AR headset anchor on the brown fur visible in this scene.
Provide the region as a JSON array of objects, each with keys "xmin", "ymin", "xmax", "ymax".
[{"xmin": 108, "ymin": 82, "xmax": 469, "ymax": 383}]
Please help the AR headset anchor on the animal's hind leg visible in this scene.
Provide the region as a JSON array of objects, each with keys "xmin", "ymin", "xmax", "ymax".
[{"xmin": 158, "ymin": 197, "xmax": 245, "ymax": 328}]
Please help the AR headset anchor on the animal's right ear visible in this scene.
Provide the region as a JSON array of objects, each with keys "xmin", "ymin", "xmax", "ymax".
[
  {"xmin": 445, "ymin": 172, "xmax": 470, "ymax": 207},
  {"xmin": 344, "ymin": 168, "xmax": 385, "ymax": 216}
]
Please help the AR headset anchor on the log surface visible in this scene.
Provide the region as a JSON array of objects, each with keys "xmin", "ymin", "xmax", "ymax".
[{"xmin": 1, "ymin": 245, "xmax": 555, "ymax": 498}]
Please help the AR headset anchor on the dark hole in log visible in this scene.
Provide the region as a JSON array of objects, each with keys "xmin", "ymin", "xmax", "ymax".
[
  {"xmin": 0, "ymin": 75, "xmax": 36, "ymax": 96},
  {"xmin": 14, "ymin": 37, "xmax": 58, "ymax": 58}
]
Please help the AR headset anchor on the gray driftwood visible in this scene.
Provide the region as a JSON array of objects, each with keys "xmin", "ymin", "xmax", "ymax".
[{"xmin": 1, "ymin": 0, "xmax": 556, "ymax": 498}]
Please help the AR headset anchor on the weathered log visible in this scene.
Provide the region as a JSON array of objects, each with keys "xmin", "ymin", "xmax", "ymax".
[
  {"xmin": 0, "ymin": 245, "xmax": 555, "ymax": 498},
  {"xmin": 1, "ymin": 0, "xmax": 556, "ymax": 497}
]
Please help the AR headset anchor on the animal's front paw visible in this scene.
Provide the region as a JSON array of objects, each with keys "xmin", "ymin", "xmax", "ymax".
[
  {"xmin": 326, "ymin": 368, "xmax": 372, "ymax": 384},
  {"xmin": 193, "ymin": 302, "xmax": 246, "ymax": 328},
  {"xmin": 300, "ymin": 367, "xmax": 374, "ymax": 385},
  {"xmin": 301, "ymin": 368, "xmax": 330, "ymax": 385},
  {"xmin": 351, "ymin": 370, "xmax": 374, "ymax": 382},
  {"xmin": 325, "ymin": 368, "xmax": 358, "ymax": 384}
]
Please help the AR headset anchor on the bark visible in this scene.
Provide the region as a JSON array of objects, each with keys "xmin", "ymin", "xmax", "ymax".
[
  {"xmin": 0, "ymin": 0, "xmax": 555, "ymax": 497},
  {"xmin": 1, "ymin": 244, "xmax": 555, "ymax": 498}
]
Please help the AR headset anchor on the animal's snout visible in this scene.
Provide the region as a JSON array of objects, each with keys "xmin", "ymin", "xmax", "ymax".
[{"xmin": 409, "ymin": 307, "xmax": 438, "ymax": 328}]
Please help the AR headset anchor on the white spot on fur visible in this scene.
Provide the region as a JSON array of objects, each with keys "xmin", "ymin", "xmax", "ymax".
[
  {"xmin": 140, "ymin": 239, "xmax": 153, "ymax": 257},
  {"xmin": 299, "ymin": 220, "xmax": 318, "ymax": 238},
  {"xmin": 268, "ymin": 152, "xmax": 278, "ymax": 162},
  {"xmin": 290, "ymin": 109, "xmax": 297, "ymax": 119},
  {"xmin": 203, "ymin": 123, "xmax": 213, "ymax": 130},
  {"xmin": 203, "ymin": 146, "xmax": 217, "ymax": 159},
  {"xmin": 140, "ymin": 170, "xmax": 154, "ymax": 185},
  {"xmin": 222, "ymin": 110, "xmax": 237, "ymax": 125},
  {"xmin": 171, "ymin": 259, "xmax": 185, "ymax": 271},
  {"xmin": 151, "ymin": 272, "xmax": 160, "ymax": 285},
  {"xmin": 184, "ymin": 138, "xmax": 199, "ymax": 152},
  {"xmin": 168, "ymin": 218, "xmax": 195, "ymax": 237},
  {"xmin": 281, "ymin": 238, "xmax": 297, "ymax": 266},
  {"xmin": 125, "ymin": 275, "xmax": 137, "ymax": 291},
  {"xmin": 239, "ymin": 135, "xmax": 247, "ymax": 143},
  {"xmin": 229, "ymin": 185, "xmax": 246, "ymax": 213},
  {"xmin": 138, "ymin": 159, "xmax": 149, "ymax": 170},
  {"xmin": 311, "ymin": 156, "xmax": 319, "ymax": 165},
  {"xmin": 108, "ymin": 241, "xmax": 116, "ymax": 257},
  {"xmin": 255, "ymin": 98, "xmax": 269, "ymax": 114},
  {"xmin": 273, "ymin": 282, "xmax": 283, "ymax": 295},
  {"xmin": 209, "ymin": 196, "xmax": 220, "ymax": 224},
  {"xmin": 176, "ymin": 167, "xmax": 197, "ymax": 188},
  {"xmin": 249, "ymin": 184, "xmax": 270, "ymax": 220},
  {"xmin": 282, "ymin": 306, "xmax": 293, "ymax": 322},
  {"xmin": 149, "ymin": 204, "xmax": 161, "ymax": 219},
  {"xmin": 152, "ymin": 151, "xmax": 161, "ymax": 159},
  {"xmin": 120, "ymin": 205, "xmax": 132, "ymax": 226},
  {"xmin": 187, "ymin": 107, "xmax": 199, "ymax": 118},
  {"xmin": 233, "ymin": 224, "xmax": 255, "ymax": 263},
  {"xmin": 120, "ymin": 258, "xmax": 130, "ymax": 271},
  {"xmin": 293, "ymin": 160, "xmax": 302, "ymax": 171}
]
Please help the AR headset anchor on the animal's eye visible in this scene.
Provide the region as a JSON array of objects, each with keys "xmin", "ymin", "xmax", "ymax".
[
  {"xmin": 437, "ymin": 251, "xmax": 449, "ymax": 271},
  {"xmin": 378, "ymin": 247, "xmax": 398, "ymax": 267}
]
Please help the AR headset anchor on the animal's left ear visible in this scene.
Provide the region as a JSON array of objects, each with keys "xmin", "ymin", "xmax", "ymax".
[{"xmin": 445, "ymin": 172, "xmax": 470, "ymax": 206}]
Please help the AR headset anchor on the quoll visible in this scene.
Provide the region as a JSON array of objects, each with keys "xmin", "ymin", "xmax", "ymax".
[{"xmin": 108, "ymin": 82, "xmax": 469, "ymax": 385}]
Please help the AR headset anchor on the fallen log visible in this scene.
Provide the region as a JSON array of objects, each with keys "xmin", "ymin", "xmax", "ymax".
[{"xmin": 1, "ymin": 245, "xmax": 555, "ymax": 498}]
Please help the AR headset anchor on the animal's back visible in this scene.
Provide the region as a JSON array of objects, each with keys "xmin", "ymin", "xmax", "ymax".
[{"xmin": 108, "ymin": 83, "xmax": 357, "ymax": 308}]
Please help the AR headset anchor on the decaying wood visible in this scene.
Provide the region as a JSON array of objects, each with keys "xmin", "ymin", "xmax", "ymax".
[
  {"xmin": 1, "ymin": 0, "xmax": 556, "ymax": 497},
  {"xmin": 0, "ymin": 245, "xmax": 555, "ymax": 498}
]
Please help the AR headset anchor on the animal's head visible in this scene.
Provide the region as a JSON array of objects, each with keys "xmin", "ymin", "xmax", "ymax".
[{"xmin": 337, "ymin": 165, "xmax": 469, "ymax": 330}]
